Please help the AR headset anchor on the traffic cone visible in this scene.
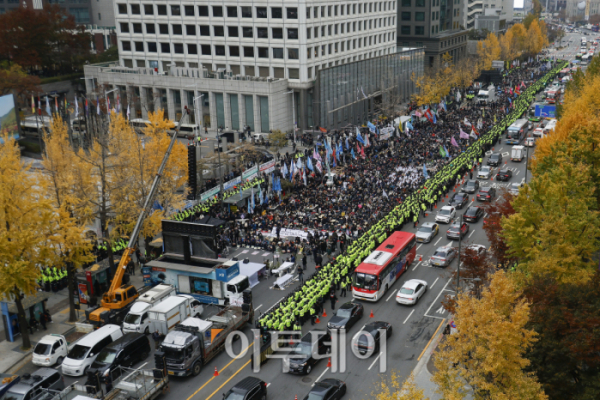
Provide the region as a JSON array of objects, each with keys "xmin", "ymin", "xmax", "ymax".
[
  {"xmin": 419, "ymin": 255, "xmax": 423, "ymax": 262},
  {"xmin": 322, "ymin": 308, "xmax": 327, "ymax": 318},
  {"xmin": 434, "ymin": 204, "xmax": 437, "ymax": 208},
  {"xmin": 327, "ymin": 358, "xmax": 332, "ymax": 368},
  {"xmin": 295, "ymin": 396, "xmax": 298, "ymax": 400},
  {"xmin": 453, "ymin": 188, "xmax": 455, "ymax": 192},
  {"xmin": 425, "ymin": 213, "xmax": 428, "ymax": 217},
  {"xmin": 315, "ymin": 315, "xmax": 320, "ymax": 324},
  {"xmin": 369, "ymin": 310, "xmax": 374, "ymax": 318},
  {"xmin": 214, "ymin": 367, "xmax": 219, "ymax": 376}
]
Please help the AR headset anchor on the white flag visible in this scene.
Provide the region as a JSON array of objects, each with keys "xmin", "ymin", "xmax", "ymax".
[{"xmin": 127, "ymin": 104, "xmax": 130, "ymax": 120}]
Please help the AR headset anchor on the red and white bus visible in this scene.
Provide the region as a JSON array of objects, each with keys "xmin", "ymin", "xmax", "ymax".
[{"xmin": 352, "ymin": 232, "xmax": 417, "ymax": 302}]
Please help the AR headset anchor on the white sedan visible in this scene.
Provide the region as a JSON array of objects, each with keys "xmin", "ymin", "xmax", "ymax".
[
  {"xmin": 396, "ymin": 279, "xmax": 428, "ymax": 305},
  {"xmin": 435, "ymin": 206, "xmax": 456, "ymax": 224},
  {"xmin": 478, "ymin": 166, "xmax": 492, "ymax": 179}
]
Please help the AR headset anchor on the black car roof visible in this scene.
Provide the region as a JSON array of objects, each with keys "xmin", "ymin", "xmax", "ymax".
[
  {"xmin": 104, "ymin": 332, "xmax": 146, "ymax": 352},
  {"xmin": 480, "ymin": 186, "xmax": 492, "ymax": 191},
  {"xmin": 365, "ymin": 321, "xmax": 388, "ymax": 330},
  {"xmin": 232, "ymin": 377, "xmax": 264, "ymax": 392},
  {"xmin": 312, "ymin": 381, "xmax": 335, "ymax": 394},
  {"xmin": 340, "ymin": 302, "xmax": 355, "ymax": 310}
]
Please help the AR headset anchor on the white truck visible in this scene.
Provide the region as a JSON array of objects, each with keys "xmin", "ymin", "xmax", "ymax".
[
  {"xmin": 477, "ymin": 85, "xmax": 497, "ymax": 104},
  {"xmin": 122, "ymin": 284, "xmax": 176, "ymax": 334},
  {"xmin": 148, "ymin": 295, "xmax": 204, "ymax": 335},
  {"xmin": 511, "ymin": 145, "xmax": 525, "ymax": 162}
]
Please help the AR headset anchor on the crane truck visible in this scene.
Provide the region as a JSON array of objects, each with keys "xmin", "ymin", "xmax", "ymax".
[{"xmin": 86, "ymin": 109, "xmax": 190, "ymax": 328}]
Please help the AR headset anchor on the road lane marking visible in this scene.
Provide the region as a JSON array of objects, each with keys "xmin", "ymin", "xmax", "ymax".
[
  {"xmin": 434, "ymin": 237, "xmax": 442, "ymax": 246},
  {"xmin": 412, "ymin": 260, "xmax": 422, "ymax": 271},
  {"xmin": 424, "ymin": 278, "xmax": 453, "ymax": 318},
  {"xmin": 386, "ymin": 289, "xmax": 397, "ymax": 302},
  {"xmin": 516, "ymin": 170, "xmax": 520, "ymax": 175},
  {"xmin": 368, "ymin": 352, "xmax": 383, "ymax": 370},
  {"xmin": 186, "ymin": 343, "xmax": 254, "ymax": 400},
  {"xmin": 417, "ymin": 243, "xmax": 423, "ymax": 250},
  {"xmin": 403, "ymin": 310, "xmax": 415, "ymax": 324},
  {"xmin": 468, "ymin": 229, "xmax": 475, "ymax": 238},
  {"xmin": 417, "ymin": 319, "xmax": 446, "ymax": 361},
  {"xmin": 430, "ymin": 277, "xmax": 440, "ymax": 289},
  {"xmin": 312, "ymin": 367, "xmax": 330, "ymax": 386},
  {"xmin": 266, "ymin": 383, "xmax": 271, "ymax": 387},
  {"xmin": 255, "ymin": 304, "xmax": 263, "ymax": 311},
  {"xmin": 204, "ymin": 359, "xmax": 252, "ymax": 400}
]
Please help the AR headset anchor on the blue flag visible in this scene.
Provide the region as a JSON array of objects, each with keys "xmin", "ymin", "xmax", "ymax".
[
  {"xmin": 444, "ymin": 145, "xmax": 451, "ymax": 159},
  {"xmin": 351, "ymin": 148, "xmax": 356, "ymax": 159},
  {"xmin": 367, "ymin": 121, "xmax": 377, "ymax": 134},
  {"xmin": 433, "ymin": 114, "xmax": 437, "ymax": 124},
  {"xmin": 423, "ymin": 164, "xmax": 429, "ymax": 179},
  {"xmin": 356, "ymin": 132, "xmax": 366, "ymax": 145},
  {"xmin": 345, "ymin": 137, "xmax": 350, "ymax": 150},
  {"xmin": 406, "ymin": 121, "xmax": 414, "ymax": 131},
  {"xmin": 306, "ymin": 156, "xmax": 314, "ymax": 171}
]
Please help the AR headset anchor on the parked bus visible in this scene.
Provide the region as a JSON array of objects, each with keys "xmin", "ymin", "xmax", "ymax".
[
  {"xmin": 506, "ymin": 119, "xmax": 528, "ymax": 145},
  {"xmin": 352, "ymin": 231, "xmax": 416, "ymax": 302}
]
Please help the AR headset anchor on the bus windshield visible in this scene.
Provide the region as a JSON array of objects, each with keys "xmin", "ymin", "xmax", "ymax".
[
  {"xmin": 507, "ymin": 129, "xmax": 521, "ymax": 139},
  {"xmin": 354, "ymin": 273, "xmax": 378, "ymax": 291}
]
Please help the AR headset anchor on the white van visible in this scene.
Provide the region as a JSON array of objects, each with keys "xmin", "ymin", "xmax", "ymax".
[
  {"xmin": 61, "ymin": 325, "xmax": 123, "ymax": 377},
  {"xmin": 148, "ymin": 295, "xmax": 204, "ymax": 335},
  {"xmin": 122, "ymin": 284, "xmax": 176, "ymax": 334}
]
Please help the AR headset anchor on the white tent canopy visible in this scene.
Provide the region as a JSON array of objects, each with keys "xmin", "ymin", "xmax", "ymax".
[{"xmin": 238, "ymin": 261, "xmax": 266, "ymax": 288}]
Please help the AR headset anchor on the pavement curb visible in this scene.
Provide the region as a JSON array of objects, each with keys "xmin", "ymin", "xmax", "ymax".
[{"xmin": 412, "ymin": 317, "xmax": 447, "ymax": 378}]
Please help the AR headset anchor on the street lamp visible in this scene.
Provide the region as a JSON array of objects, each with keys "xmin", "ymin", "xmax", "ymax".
[
  {"xmin": 524, "ymin": 145, "xmax": 529, "ymax": 183},
  {"xmin": 186, "ymin": 84, "xmax": 205, "ymax": 137}
]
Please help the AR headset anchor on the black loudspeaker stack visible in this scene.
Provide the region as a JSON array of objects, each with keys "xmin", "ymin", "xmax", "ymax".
[{"xmin": 187, "ymin": 145, "xmax": 197, "ymax": 200}]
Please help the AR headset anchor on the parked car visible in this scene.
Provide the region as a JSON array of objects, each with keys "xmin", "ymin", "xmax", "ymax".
[
  {"xmin": 62, "ymin": 324, "xmax": 123, "ymax": 377},
  {"xmin": 327, "ymin": 302, "xmax": 364, "ymax": 331},
  {"xmin": 461, "ymin": 180, "xmax": 480, "ymax": 194},
  {"xmin": 415, "ymin": 222, "xmax": 439, "ymax": 243},
  {"xmin": 435, "ymin": 206, "xmax": 456, "ymax": 224},
  {"xmin": 430, "ymin": 246, "xmax": 457, "ymax": 267},
  {"xmin": 302, "ymin": 379, "xmax": 347, "ymax": 400},
  {"xmin": 86, "ymin": 333, "xmax": 151, "ymax": 382},
  {"xmin": 477, "ymin": 186, "xmax": 496, "ymax": 201},
  {"xmin": 32, "ymin": 334, "xmax": 68, "ymax": 367},
  {"xmin": 509, "ymin": 182, "xmax": 524, "ymax": 196},
  {"xmin": 446, "ymin": 222, "xmax": 469, "ymax": 240},
  {"xmin": 396, "ymin": 280, "xmax": 428, "ymax": 305},
  {"xmin": 223, "ymin": 377, "xmax": 267, "ymax": 400},
  {"xmin": 353, "ymin": 321, "xmax": 393, "ymax": 355},
  {"xmin": 496, "ymin": 169, "xmax": 513, "ymax": 181},
  {"xmin": 449, "ymin": 193, "xmax": 469, "ymax": 209},
  {"xmin": 463, "ymin": 206, "xmax": 484, "ymax": 223}
]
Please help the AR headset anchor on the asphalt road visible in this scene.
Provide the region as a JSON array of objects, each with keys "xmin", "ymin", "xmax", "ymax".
[{"xmin": 16, "ymin": 38, "xmax": 586, "ymax": 400}]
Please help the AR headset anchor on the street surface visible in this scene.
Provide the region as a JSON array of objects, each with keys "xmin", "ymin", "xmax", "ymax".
[{"xmin": 14, "ymin": 36, "xmax": 584, "ymax": 400}]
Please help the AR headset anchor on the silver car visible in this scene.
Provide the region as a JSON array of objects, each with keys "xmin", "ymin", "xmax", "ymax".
[
  {"xmin": 430, "ymin": 246, "xmax": 457, "ymax": 268},
  {"xmin": 435, "ymin": 206, "xmax": 456, "ymax": 224},
  {"xmin": 416, "ymin": 222, "xmax": 439, "ymax": 243},
  {"xmin": 396, "ymin": 279, "xmax": 428, "ymax": 305},
  {"xmin": 478, "ymin": 166, "xmax": 492, "ymax": 179},
  {"xmin": 509, "ymin": 182, "xmax": 524, "ymax": 196}
]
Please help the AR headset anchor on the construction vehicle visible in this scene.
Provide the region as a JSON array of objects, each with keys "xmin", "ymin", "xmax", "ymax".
[{"xmin": 86, "ymin": 109, "xmax": 190, "ymax": 328}]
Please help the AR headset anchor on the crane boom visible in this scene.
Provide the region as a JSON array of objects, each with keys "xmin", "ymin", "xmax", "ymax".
[{"xmin": 104, "ymin": 110, "xmax": 189, "ymax": 300}]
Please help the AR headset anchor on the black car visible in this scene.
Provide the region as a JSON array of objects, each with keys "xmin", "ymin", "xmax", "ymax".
[
  {"xmin": 223, "ymin": 377, "xmax": 267, "ymax": 400},
  {"xmin": 354, "ymin": 321, "xmax": 393, "ymax": 355},
  {"xmin": 287, "ymin": 331, "xmax": 331, "ymax": 375},
  {"xmin": 496, "ymin": 169, "xmax": 513, "ymax": 181},
  {"xmin": 302, "ymin": 379, "xmax": 347, "ymax": 400},
  {"xmin": 477, "ymin": 186, "xmax": 496, "ymax": 201},
  {"xmin": 86, "ymin": 333, "xmax": 150, "ymax": 383},
  {"xmin": 327, "ymin": 302, "xmax": 364, "ymax": 331},
  {"xmin": 461, "ymin": 179, "xmax": 480, "ymax": 194},
  {"xmin": 446, "ymin": 222, "xmax": 469, "ymax": 240},
  {"xmin": 487, "ymin": 153, "xmax": 502, "ymax": 166},
  {"xmin": 449, "ymin": 192, "xmax": 469, "ymax": 209},
  {"xmin": 463, "ymin": 206, "xmax": 484, "ymax": 223}
]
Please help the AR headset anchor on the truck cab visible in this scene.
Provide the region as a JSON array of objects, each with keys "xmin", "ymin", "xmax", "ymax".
[{"xmin": 477, "ymin": 85, "xmax": 496, "ymax": 104}]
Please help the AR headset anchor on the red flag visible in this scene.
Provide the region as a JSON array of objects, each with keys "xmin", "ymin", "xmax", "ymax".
[
  {"xmin": 472, "ymin": 126, "xmax": 479, "ymax": 136},
  {"xmin": 319, "ymin": 127, "xmax": 327, "ymax": 133},
  {"xmin": 424, "ymin": 108, "xmax": 434, "ymax": 124}
]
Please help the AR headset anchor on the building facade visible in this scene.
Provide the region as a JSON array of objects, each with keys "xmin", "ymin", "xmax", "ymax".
[
  {"xmin": 83, "ymin": 0, "xmax": 427, "ymax": 132},
  {"xmin": 464, "ymin": 0, "xmax": 513, "ymax": 30},
  {"xmin": 396, "ymin": 0, "xmax": 468, "ymax": 68}
]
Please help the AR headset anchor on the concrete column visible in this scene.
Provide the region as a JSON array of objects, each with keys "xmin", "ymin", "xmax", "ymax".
[
  {"xmin": 253, "ymin": 95, "xmax": 261, "ymax": 133},
  {"xmin": 209, "ymin": 92, "xmax": 217, "ymax": 130},
  {"xmin": 239, "ymin": 94, "xmax": 247, "ymax": 129},
  {"xmin": 152, "ymin": 88, "xmax": 161, "ymax": 116},
  {"xmin": 224, "ymin": 93, "xmax": 232, "ymax": 130},
  {"xmin": 166, "ymin": 89, "xmax": 177, "ymax": 122},
  {"xmin": 298, "ymin": 89, "xmax": 307, "ymax": 132},
  {"xmin": 139, "ymin": 86, "xmax": 148, "ymax": 120}
]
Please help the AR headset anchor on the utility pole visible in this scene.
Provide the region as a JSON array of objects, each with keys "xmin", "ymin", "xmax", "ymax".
[{"xmin": 456, "ymin": 214, "xmax": 463, "ymax": 291}]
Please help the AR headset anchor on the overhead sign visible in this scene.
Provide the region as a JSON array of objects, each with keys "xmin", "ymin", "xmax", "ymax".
[
  {"xmin": 242, "ymin": 165, "xmax": 259, "ymax": 182},
  {"xmin": 492, "ymin": 60, "xmax": 504, "ymax": 69},
  {"xmin": 535, "ymin": 105, "xmax": 556, "ymax": 118},
  {"xmin": 259, "ymin": 160, "xmax": 276, "ymax": 174},
  {"xmin": 200, "ymin": 186, "xmax": 221, "ymax": 202},
  {"xmin": 223, "ymin": 176, "xmax": 242, "ymax": 191}
]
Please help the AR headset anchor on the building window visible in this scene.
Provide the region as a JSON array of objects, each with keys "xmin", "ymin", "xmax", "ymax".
[
  {"xmin": 272, "ymin": 7, "xmax": 282, "ymax": 18},
  {"xmin": 214, "ymin": 26, "xmax": 224, "ymax": 36},
  {"xmin": 259, "ymin": 96, "xmax": 269, "ymax": 131},
  {"xmin": 401, "ymin": 12, "xmax": 410, "ymax": 21},
  {"xmin": 307, "ymin": 7, "xmax": 311, "ymax": 18},
  {"xmin": 185, "ymin": 5, "xmax": 194, "ymax": 16},
  {"xmin": 415, "ymin": 26, "xmax": 425, "ymax": 35},
  {"xmin": 241, "ymin": 6, "xmax": 252, "ymax": 17},
  {"xmin": 174, "ymin": 43, "xmax": 184, "ymax": 54},
  {"xmin": 172, "ymin": 24, "xmax": 182, "ymax": 35},
  {"xmin": 227, "ymin": 6, "xmax": 237, "ymax": 17},
  {"xmin": 120, "ymin": 22, "xmax": 129, "ymax": 33},
  {"xmin": 171, "ymin": 5, "xmax": 180, "ymax": 16},
  {"xmin": 198, "ymin": 6, "xmax": 208, "ymax": 16},
  {"xmin": 130, "ymin": 4, "xmax": 140, "ymax": 14},
  {"xmin": 401, "ymin": 25, "xmax": 410, "ymax": 34},
  {"xmin": 288, "ymin": 69, "xmax": 299, "ymax": 79},
  {"xmin": 121, "ymin": 41, "xmax": 131, "ymax": 51},
  {"xmin": 307, "ymin": 28, "xmax": 311, "ymax": 39},
  {"xmin": 257, "ymin": 27, "xmax": 268, "ymax": 38},
  {"xmin": 415, "ymin": 12, "xmax": 425, "ymax": 21},
  {"xmin": 272, "ymin": 28, "xmax": 283, "ymax": 39},
  {"xmin": 287, "ymin": 7, "xmax": 298, "ymax": 18},
  {"xmin": 188, "ymin": 44, "xmax": 197, "ymax": 54},
  {"xmin": 288, "ymin": 28, "xmax": 298, "ymax": 39},
  {"xmin": 160, "ymin": 43, "xmax": 170, "ymax": 53},
  {"xmin": 117, "ymin": 3, "xmax": 126, "ymax": 14},
  {"xmin": 416, "ymin": 0, "xmax": 425, "ymax": 6},
  {"xmin": 147, "ymin": 42, "xmax": 157, "ymax": 52},
  {"xmin": 186, "ymin": 25, "xmax": 196, "ymax": 35},
  {"xmin": 228, "ymin": 26, "xmax": 239, "ymax": 37},
  {"xmin": 201, "ymin": 45, "xmax": 211, "ymax": 55},
  {"xmin": 146, "ymin": 23, "xmax": 156, "ymax": 34},
  {"xmin": 243, "ymin": 47, "xmax": 254, "ymax": 57},
  {"xmin": 230, "ymin": 46, "xmax": 240, "ymax": 56},
  {"xmin": 273, "ymin": 48, "xmax": 284, "ymax": 59},
  {"xmin": 212, "ymin": 6, "xmax": 223, "ymax": 17},
  {"xmin": 334, "ymin": 5, "xmax": 338, "ymax": 16},
  {"xmin": 157, "ymin": 5, "xmax": 167, "ymax": 15},
  {"xmin": 98, "ymin": 13, "xmax": 101, "ymax": 21},
  {"xmin": 144, "ymin": 4, "xmax": 153, "ymax": 15},
  {"xmin": 215, "ymin": 45, "xmax": 225, "ymax": 56},
  {"xmin": 243, "ymin": 27, "xmax": 253, "ymax": 37},
  {"xmin": 159, "ymin": 24, "xmax": 168, "ymax": 34},
  {"xmin": 288, "ymin": 48, "xmax": 299, "ymax": 59},
  {"xmin": 258, "ymin": 47, "xmax": 269, "ymax": 58},
  {"xmin": 256, "ymin": 7, "xmax": 267, "ymax": 18},
  {"xmin": 200, "ymin": 25, "xmax": 209, "ymax": 36},
  {"xmin": 131, "ymin": 23, "xmax": 141, "ymax": 33}
]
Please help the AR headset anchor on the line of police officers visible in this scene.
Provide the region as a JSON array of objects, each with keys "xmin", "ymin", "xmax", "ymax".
[{"xmin": 38, "ymin": 266, "xmax": 67, "ymax": 292}]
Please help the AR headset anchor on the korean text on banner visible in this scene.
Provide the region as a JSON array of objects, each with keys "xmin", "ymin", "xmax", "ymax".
[
  {"xmin": 223, "ymin": 176, "xmax": 242, "ymax": 190},
  {"xmin": 200, "ymin": 186, "xmax": 221, "ymax": 202},
  {"xmin": 259, "ymin": 160, "xmax": 276, "ymax": 174},
  {"xmin": 242, "ymin": 165, "xmax": 259, "ymax": 182}
]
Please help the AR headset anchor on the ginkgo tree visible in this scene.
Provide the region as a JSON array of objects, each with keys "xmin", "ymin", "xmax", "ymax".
[
  {"xmin": 431, "ymin": 271, "xmax": 548, "ymax": 400},
  {"xmin": 369, "ymin": 373, "xmax": 428, "ymax": 400}
]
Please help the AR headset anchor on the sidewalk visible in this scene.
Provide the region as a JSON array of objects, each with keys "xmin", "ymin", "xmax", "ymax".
[{"xmin": 0, "ymin": 272, "xmax": 145, "ymax": 374}]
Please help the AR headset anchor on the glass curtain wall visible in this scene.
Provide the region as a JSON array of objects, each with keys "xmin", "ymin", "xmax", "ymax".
[
  {"xmin": 244, "ymin": 95, "xmax": 254, "ymax": 131},
  {"xmin": 215, "ymin": 93, "xmax": 225, "ymax": 129},
  {"xmin": 259, "ymin": 96, "xmax": 269, "ymax": 133},
  {"xmin": 230, "ymin": 94, "xmax": 239, "ymax": 130}
]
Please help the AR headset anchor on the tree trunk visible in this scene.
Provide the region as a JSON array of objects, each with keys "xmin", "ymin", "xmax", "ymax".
[
  {"xmin": 67, "ymin": 262, "xmax": 77, "ymax": 322},
  {"xmin": 13, "ymin": 290, "xmax": 31, "ymax": 350}
]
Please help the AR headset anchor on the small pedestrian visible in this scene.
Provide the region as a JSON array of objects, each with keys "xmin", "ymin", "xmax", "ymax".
[
  {"xmin": 302, "ymin": 254, "xmax": 307, "ymax": 270},
  {"xmin": 40, "ymin": 313, "xmax": 47, "ymax": 330},
  {"xmin": 329, "ymin": 291, "xmax": 337, "ymax": 311},
  {"xmin": 297, "ymin": 265, "xmax": 304, "ymax": 284},
  {"xmin": 152, "ymin": 330, "xmax": 161, "ymax": 350},
  {"xmin": 340, "ymin": 281, "xmax": 348, "ymax": 297}
]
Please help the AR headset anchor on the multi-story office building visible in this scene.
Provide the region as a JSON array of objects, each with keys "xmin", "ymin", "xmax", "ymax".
[
  {"xmin": 464, "ymin": 0, "xmax": 513, "ymax": 30},
  {"xmin": 396, "ymin": 0, "xmax": 468, "ymax": 69},
  {"xmin": 84, "ymin": 0, "xmax": 424, "ymax": 132}
]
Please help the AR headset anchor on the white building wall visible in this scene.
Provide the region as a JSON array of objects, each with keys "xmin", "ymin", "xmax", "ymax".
[{"xmin": 91, "ymin": 0, "xmax": 116, "ymax": 27}]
